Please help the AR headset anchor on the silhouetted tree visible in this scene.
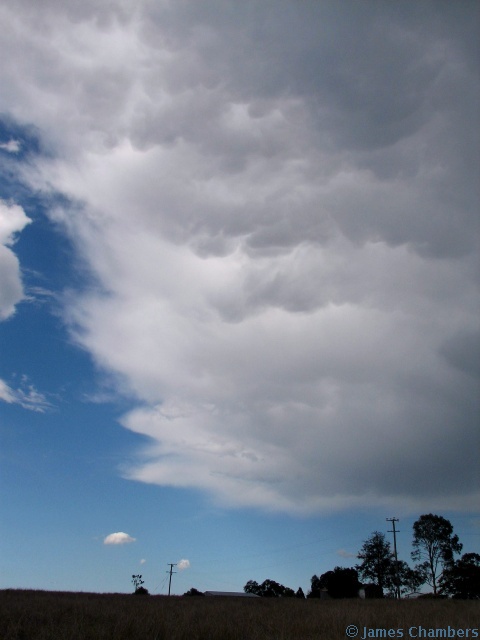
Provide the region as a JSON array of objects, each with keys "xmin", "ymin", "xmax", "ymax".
[
  {"xmin": 356, "ymin": 531, "xmax": 422, "ymax": 597},
  {"xmin": 131, "ymin": 574, "xmax": 149, "ymax": 595},
  {"xmin": 295, "ymin": 587, "xmax": 305, "ymax": 599},
  {"xmin": 356, "ymin": 531, "xmax": 393, "ymax": 594},
  {"xmin": 309, "ymin": 567, "xmax": 361, "ymax": 599},
  {"xmin": 132, "ymin": 574, "xmax": 144, "ymax": 591},
  {"xmin": 262, "ymin": 580, "xmax": 283, "ymax": 597},
  {"xmin": 243, "ymin": 579, "xmax": 295, "ymax": 597},
  {"xmin": 244, "ymin": 580, "xmax": 261, "ymax": 596},
  {"xmin": 411, "ymin": 514, "xmax": 462, "ymax": 595},
  {"xmin": 183, "ymin": 587, "xmax": 205, "ymax": 596},
  {"xmin": 439, "ymin": 553, "xmax": 480, "ymax": 599},
  {"xmin": 362, "ymin": 584, "xmax": 384, "ymax": 599},
  {"xmin": 391, "ymin": 560, "xmax": 423, "ymax": 597},
  {"xmin": 307, "ymin": 574, "xmax": 322, "ymax": 598}
]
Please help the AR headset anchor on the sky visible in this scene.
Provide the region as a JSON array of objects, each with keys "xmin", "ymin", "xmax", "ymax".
[{"xmin": 0, "ymin": 0, "xmax": 479, "ymax": 595}]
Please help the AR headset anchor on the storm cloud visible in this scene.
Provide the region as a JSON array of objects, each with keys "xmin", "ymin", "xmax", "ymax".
[{"xmin": 1, "ymin": 0, "xmax": 478, "ymax": 513}]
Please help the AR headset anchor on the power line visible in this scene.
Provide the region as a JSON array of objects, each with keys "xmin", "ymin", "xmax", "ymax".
[{"xmin": 152, "ymin": 574, "xmax": 169, "ymax": 594}]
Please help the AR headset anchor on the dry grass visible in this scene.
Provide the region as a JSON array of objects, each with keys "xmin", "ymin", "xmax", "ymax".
[{"xmin": 1, "ymin": 589, "xmax": 478, "ymax": 640}]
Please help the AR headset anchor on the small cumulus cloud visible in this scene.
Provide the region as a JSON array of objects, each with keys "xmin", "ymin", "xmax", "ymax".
[
  {"xmin": 0, "ymin": 139, "xmax": 21, "ymax": 153},
  {"xmin": 103, "ymin": 532, "xmax": 136, "ymax": 545},
  {"xmin": 140, "ymin": 558, "xmax": 146, "ymax": 564},
  {"xmin": 337, "ymin": 549, "xmax": 357, "ymax": 559},
  {"xmin": 177, "ymin": 559, "xmax": 190, "ymax": 571}
]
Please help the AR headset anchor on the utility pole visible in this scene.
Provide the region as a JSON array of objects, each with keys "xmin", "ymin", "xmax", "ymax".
[
  {"xmin": 386, "ymin": 517, "xmax": 400, "ymax": 599},
  {"xmin": 167, "ymin": 563, "xmax": 177, "ymax": 596}
]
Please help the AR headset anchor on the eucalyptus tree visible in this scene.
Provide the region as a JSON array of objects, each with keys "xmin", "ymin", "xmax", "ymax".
[
  {"xmin": 356, "ymin": 531, "xmax": 393, "ymax": 594},
  {"xmin": 411, "ymin": 514, "xmax": 462, "ymax": 595}
]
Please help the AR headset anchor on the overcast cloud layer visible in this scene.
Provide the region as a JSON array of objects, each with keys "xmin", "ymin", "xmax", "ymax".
[{"xmin": 1, "ymin": 0, "xmax": 478, "ymax": 514}]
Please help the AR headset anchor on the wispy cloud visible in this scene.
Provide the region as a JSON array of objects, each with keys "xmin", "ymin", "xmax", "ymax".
[
  {"xmin": 103, "ymin": 532, "xmax": 136, "ymax": 545},
  {"xmin": 24, "ymin": 285, "xmax": 57, "ymax": 304},
  {"xmin": 337, "ymin": 549, "xmax": 357, "ymax": 560},
  {"xmin": 177, "ymin": 559, "xmax": 190, "ymax": 571},
  {"xmin": 0, "ymin": 377, "xmax": 52, "ymax": 413},
  {"xmin": 0, "ymin": 379, "xmax": 16, "ymax": 404}
]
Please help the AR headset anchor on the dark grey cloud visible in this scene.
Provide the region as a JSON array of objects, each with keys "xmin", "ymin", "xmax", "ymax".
[{"xmin": 440, "ymin": 329, "xmax": 480, "ymax": 379}]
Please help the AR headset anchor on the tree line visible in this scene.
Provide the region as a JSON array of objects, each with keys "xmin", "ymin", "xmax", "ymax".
[{"xmin": 242, "ymin": 514, "xmax": 479, "ymax": 600}]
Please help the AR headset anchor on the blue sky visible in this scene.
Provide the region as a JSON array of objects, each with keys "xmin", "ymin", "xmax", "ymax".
[{"xmin": 0, "ymin": 0, "xmax": 479, "ymax": 595}]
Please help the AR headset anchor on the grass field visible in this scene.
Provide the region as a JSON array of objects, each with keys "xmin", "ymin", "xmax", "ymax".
[{"xmin": 1, "ymin": 589, "xmax": 478, "ymax": 640}]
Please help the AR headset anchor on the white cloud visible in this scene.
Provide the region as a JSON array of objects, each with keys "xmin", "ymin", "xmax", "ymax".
[
  {"xmin": 177, "ymin": 559, "xmax": 190, "ymax": 571},
  {"xmin": 0, "ymin": 200, "xmax": 31, "ymax": 320},
  {"xmin": 103, "ymin": 532, "xmax": 136, "ymax": 545},
  {"xmin": 0, "ymin": 379, "xmax": 16, "ymax": 404},
  {"xmin": 337, "ymin": 549, "xmax": 357, "ymax": 560},
  {"xmin": 0, "ymin": 377, "xmax": 52, "ymax": 412},
  {"xmin": 1, "ymin": 1, "xmax": 478, "ymax": 514},
  {"xmin": 0, "ymin": 139, "xmax": 21, "ymax": 153},
  {"xmin": 140, "ymin": 558, "xmax": 146, "ymax": 565}
]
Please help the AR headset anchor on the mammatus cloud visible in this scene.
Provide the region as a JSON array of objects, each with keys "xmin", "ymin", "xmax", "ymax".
[
  {"xmin": 0, "ymin": 377, "xmax": 51, "ymax": 412},
  {"xmin": 0, "ymin": 200, "xmax": 30, "ymax": 320},
  {"xmin": 1, "ymin": 1, "xmax": 478, "ymax": 514},
  {"xmin": 177, "ymin": 559, "xmax": 190, "ymax": 571},
  {"xmin": 103, "ymin": 532, "xmax": 136, "ymax": 545}
]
